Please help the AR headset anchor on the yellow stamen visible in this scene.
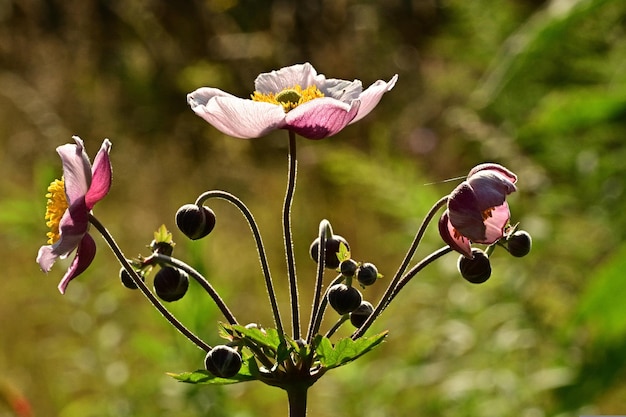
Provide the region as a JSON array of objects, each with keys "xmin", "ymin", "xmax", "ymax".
[
  {"xmin": 482, "ymin": 208, "xmax": 494, "ymax": 220},
  {"xmin": 251, "ymin": 84, "xmax": 324, "ymax": 112},
  {"xmin": 44, "ymin": 178, "xmax": 68, "ymax": 244}
]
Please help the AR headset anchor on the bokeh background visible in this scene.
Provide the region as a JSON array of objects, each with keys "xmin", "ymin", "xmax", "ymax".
[{"xmin": 1, "ymin": 0, "xmax": 626, "ymax": 416}]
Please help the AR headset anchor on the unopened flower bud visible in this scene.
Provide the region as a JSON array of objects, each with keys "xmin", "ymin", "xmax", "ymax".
[
  {"xmin": 327, "ymin": 283, "xmax": 362, "ymax": 315},
  {"xmin": 507, "ymin": 230, "xmax": 532, "ymax": 257},
  {"xmin": 120, "ymin": 267, "xmax": 144, "ymax": 290},
  {"xmin": 153, "ymin": 267, "xmax": 189, "ymax": 302},
  {"xmin": 457, "ymin": 249, "xmax": 491, "ymax": 284},
  {"xmin": 310, "ymin": 235, "xmax": 350, "ymax": 269},
  {"xmin": 356, "ymin": 263, "xmax": 379, "ymax": 286},
  {"xmin": 204, "ymin": 345, "xmax": 242, "ymax": 378},
  {"xmin": 350, "ymin": 301, "xmax": 374, "ymax": 328},
  {"xmin": 340, "ymin": 259, "xmax": 358, "ymax": 277},
  {"xmin": 175, "ymin": 204, "xmax": 216, "ymax": 240}
]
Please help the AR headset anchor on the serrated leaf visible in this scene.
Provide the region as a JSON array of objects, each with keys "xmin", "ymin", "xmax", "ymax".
[
  {"xmin": 337, "ymin": 242, "xmax": 351, "ymax": 262},
  {"xmin": 154, "ymin": 224, "xmax": 174, "ymax": 244},
  {"xmin": 315, "ymin": 331, "xmax": 388, "ymax": 370},
  {"xmin": 224, "ymin": 324, "xmax": 284, "ymax": 352}
]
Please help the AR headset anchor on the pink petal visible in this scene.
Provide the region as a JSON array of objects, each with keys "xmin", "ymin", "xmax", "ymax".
[
  {"xmin": 36, "ymin": 198, "xmax": 89, "ymax": 273},
  {"xmin": 318, "ymin": 78, "xmax": 363, "ymax": 101},
  {"xmin": 350, "ymin": 74, "xmax": 398, "ymax": 124},
  {"xmin": 284, "ymin": 97, "xmax": 360, "ymax": 139},
  {"xmin": 58, "ymin": 233, "xmax": 97, "ymax": 294},
  {"xmin": 439, "ymin": 211, "xmax": 473, "ymax": 258},
  {"xmin": 468, "ymin": 170, "xmax": 516, "ymax": 211},
  {"xmin": 85, "ymin": 139, "xmax": 112, "ymax": 210},
  {"xmin": 468, "ymin": 163, "xmax": 517, "ymax": 184},
  {"xmin": 477, "ymin": 203, "xmax": 510, "ymax": 244},
  {"xmin": 189, "ymin": 92, "xmax": 287, "ymax": 138},
  {"xmin": 448, "ymin": 183, "xmax": 486, "ymax": 241},
  {"xmin": 57, "ymin": 136, "xmax": 91, "ymax": 205},
  {"xmin": 254, "ymin": 63, "xmax": 318, "ymax": 93}
]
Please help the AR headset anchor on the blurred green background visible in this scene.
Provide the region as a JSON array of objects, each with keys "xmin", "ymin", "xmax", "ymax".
[{"xmin": 1, "ymin": 0, "xmax": 626, "ymax": 415}]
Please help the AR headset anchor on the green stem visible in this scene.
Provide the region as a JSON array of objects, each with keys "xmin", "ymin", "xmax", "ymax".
[
  {"xmin": 351, "ymin": 196, "xmax": 449, "ymax": 340},
  {"xmin": 286, "ymin": 384, "xmax": 308, "ymax": 417},
  {"xmin": 195, "ymin": 190, "xmax": 285, "ymax": 340},
  {"xmin": 284, "ymin": 131, "xmax": 300, "ymax": 340},
  {"xmin": 89, "ymin": 214, "xmax": 212, "ymax": 352},
  {"xmin": 305, "ymin": 220, "xmax": 330, "ymax": 343}
]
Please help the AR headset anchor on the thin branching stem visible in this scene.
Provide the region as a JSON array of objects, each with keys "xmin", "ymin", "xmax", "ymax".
[
  {"xmin": 195, "ymin": 190, "xmax": 285, "ymax": 339},
  {"xmin": 89, "ymin": 214, "xmax": 212, "ymax": 352},
  {"xmin": 351, "ymin": 196, "xmax": 449, "ymax": 340},
  {"xmin": 325, "ymin": 315, "xmax": 349, "ymax": 339},
  {"xmin": 305, "ymin": 220, "xmax": 330, "ymax": 343},
  {"xmin": 308, "ymin": 274, "xmax": 345, "ymax": 340},
  {"xmin": 387, "ymin": 246, "xmax": 453, "ymax": 302},
  {"xmin": 151, "ymin": 253, "xmax": 238, "ymax": 325},
  {"xmin": 284, "ymin": 131, "xmax": 300, "ymax": 340}
]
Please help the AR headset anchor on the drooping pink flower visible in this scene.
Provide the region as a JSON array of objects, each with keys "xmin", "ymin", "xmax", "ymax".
[
  {"xmin": 439, "ymin": 163, "xmax": 517, "ymax": 258},
  {"xmin": 187, "ymin": 62, "xmax": 398, "ymax": 139},
  {"xmin": 37, "ymin": 136, "xmax": 112, "ymax": 294}
]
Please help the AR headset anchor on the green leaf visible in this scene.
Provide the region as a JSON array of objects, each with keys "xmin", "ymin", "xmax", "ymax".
[
  {"xmin": 222, "ymin": 323, "xmax": 284, "ymax": 353},
  {"xmin": 167, "ymin": 355, "xmax": 257, "ymax": 385},
  {"xmin": 314, "ymin": 331, "xmax": 388, "ymax": 370},
  {"xmin": 337, "ymin": 242, "xmax": 351, "ymax": 263}
]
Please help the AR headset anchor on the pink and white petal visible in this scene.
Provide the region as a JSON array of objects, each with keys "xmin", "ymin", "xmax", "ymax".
[
  {"xmin": 57, "ymin": 137, "xmax": 92, "ymax": 205},
  {"xmin": 284, "ymin": 97, "xmax": 361, "ymax": 139},
  {"xmin": 476, "ymin": 203, "xmax": 510, "ymax": 244},
  {"xmin": 85, "ymin": 139, "xmax": 112, "ymax": 210},
  {"xmin": 438, "ymin": 212, "xmax": 473, "ymax": 259},
  {"xmin": 468, "ymin": 171, "xmax": 515, "ymax": 211},
  {"xmin": 349, "ymin": 74, "xmax": 398, "ymax": 124},
  {"xmin": 192, "ymin": 96, "xmax": 287, "ymax": 138},
  {"xmin": 254, "ymin": 63, "xmax": 319, "ymax": 93},
  {"xmin": 319, "ymin": 78, "xmax": 363, "ymax": 102},
  {"xmin": 57, "ymin": 233, "xmax": 97, "ymax": 294},
  {"xmin": 37, "ymin": 244, "xmax": 59, "ymax": 273},
  {"xmin": 468, "ymin": 163, "xmax": 517, "ymax": 184},
  {"xmin": 187, "ymin": 87, "xmax": 238, "ymax": 109}
]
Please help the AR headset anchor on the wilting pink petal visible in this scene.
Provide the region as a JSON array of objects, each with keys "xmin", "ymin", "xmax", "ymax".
[
  {"xmin": 57, "ymin": 137, "xmax": 91, "ymax": 205},
  {"xmin": 58, "ymin": 233, "xmax": 97, "ymax": 294},
  {"xmin": 439, "ymin": 212, "xmax": 473, "ymax": 258},
  {"xmin": 480, "ymin": 203, "xmax": 511, "ymax": 244},
  {"xmin": 285, "ymin": 97, "xmax": 360, "ymax": 139},
  {"xmin": 85, "ymin": 139, "xmax": 112, "ymax": 209},
  {"xmin": 350, "ymin": 74, "xmax": 398, "ymax": 124}
]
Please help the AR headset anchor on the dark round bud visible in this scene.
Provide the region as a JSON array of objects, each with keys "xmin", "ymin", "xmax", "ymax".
[
  {"xmin": 457, "ymin": 249, "xmax": 491, "ymax": 284},
  {"xmin": 356, "ymin": 263, "xmax": 379, "ymax": 286},
  {"xmin": 327, "ymin": 283, "xmax": 362, "ymax": 315},
  {"xmin": 204, "ymin": 345, "xmax": 242, "ymax": 378},
  {"xmin": 507, "ymin": 230, "xmax": 532, "ymax": 257},
  {"xmin": 309, "ymin": 235, "xmax": 350, "ymax": 269},
  {"xmin": 153, "ymin": 267, "xmax": 189, "ymax": 302},
  {"xmin": 350, "ymin": 301, "xmax": 374, "ymax": 328},
  {"xmin": 340, "ymin": 259, "xmax": 359, "ymax": 277},
  {"xmin": 149, "ymin": 240, "xmax": 174, "ymax": 257},
  {"xmin": 120, "ymin": 267, "xmax": 144, "ymax": 290},
  {"xmin": 175, "ymin": 204, "xmax": 216, "ymax": 240}
]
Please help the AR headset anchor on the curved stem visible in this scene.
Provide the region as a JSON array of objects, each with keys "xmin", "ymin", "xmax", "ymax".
[
  {"xmin": 305, "ymin": 220, "xmax": 330, "ymax": 343},
  {"xmin": 89, "ymin": 214, "xmax": 212, "ymax": 352},
  {"xmin": 195, "ymin": 190, "xmax": 284, "ymax": 339},
  {"xmin": 284, "ymin": 131, "xmax": 300, "ymax": 340},
  {"xmin": 151, "ymin": 253, "xmax": 238, "ymax": 325},
  {"xmin": 325, "ymin": 315, "xmax": 348, "ymax": 339},
  {"xmin": 308, "ymin": 274, "xmax": 344, "ymax": 340},
  {"xmin": 387, "ymin": 246, "xmax": 453, "ymax": 304},
  {"xmin": 351, "ymin": 196, "xmax": 449, "ymax": 340}
]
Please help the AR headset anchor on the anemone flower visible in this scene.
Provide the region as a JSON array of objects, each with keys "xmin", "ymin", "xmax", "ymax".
[
  {"xmin": 439, "ymin": 163, "xmax": 517, "ymax": 258},
  {"xmin": 187, "ymin": 62, "xmax": 398, "ymax": 139},
  {"xmin": 37, "ymin": 136, "xmax": 112, "ymax": 294}
]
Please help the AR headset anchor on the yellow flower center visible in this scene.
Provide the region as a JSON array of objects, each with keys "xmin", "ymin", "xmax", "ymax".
[
  {"xmin": 252, "ymin": 85, "xmax": 324, "ymax": 112},
  {"xmin": 44, "ymin": 178, "xmax": 68, "ymax": 244}
]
